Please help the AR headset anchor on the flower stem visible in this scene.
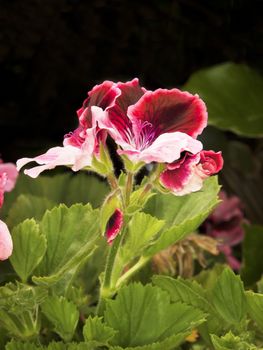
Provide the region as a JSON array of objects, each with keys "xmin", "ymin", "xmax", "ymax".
[
  {"xmin": 116, "ymin": 256, "xmax": 149, "ymax": 289},
  {"xmin": 107, "ymin": 172, "xmax": 119, "ymax": 190},
  {"xmin": 125, "ymin": 172, "xmax": 134, "ymax": 206}
]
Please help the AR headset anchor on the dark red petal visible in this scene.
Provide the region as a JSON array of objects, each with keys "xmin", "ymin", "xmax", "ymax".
[
  {"xmin": 199, "ymin": 150, "xmax": 223, "ymax": 175},
  {"xmin": 108, "ymin": 78, "xmax": 145, "ymax": 143},
  {"xmin": 78, "ymin": 81, "xmax": 120, "ymax": 128},
  {"xmin": 105, "ymin": 208, "xmax": 124, "ymax": 244},
  {"xmin": 160, "ymin": 153, "xmax": 199, "ymax": 192},
  {"xmin": 128, "ymin": 88, "xmax": 208, "ymax": 139}
]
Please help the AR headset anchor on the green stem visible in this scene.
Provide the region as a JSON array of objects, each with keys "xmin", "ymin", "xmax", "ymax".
[
  {"xmin": 107, "ymin": 172, "xmax": 119, "ymax": 190},
  {"xmin": 125, "ymin": 172, "xmax": 134, "ymax": 206},
  {"xmin": 116, "ymin": 256, "xmax": 150, "ymax": 289},
  {"xmin": 96, "ymin": 234, "xmax": 122, "ymax": 315}
]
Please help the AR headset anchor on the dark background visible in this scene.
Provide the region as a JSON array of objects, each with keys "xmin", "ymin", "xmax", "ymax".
[{"xmin": 0, "ymin": 0, "xmax": 262, "ymax": 162}]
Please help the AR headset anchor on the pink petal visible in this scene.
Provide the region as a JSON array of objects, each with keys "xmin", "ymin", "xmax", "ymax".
[
  {"xmin": 0, "ymin": 220, "xmax": 13, "ymax": 260},
  {"xmin": 0, "ymin": 162, "xmax": 18, "ymax": 192},
  {"xmin": 127, "ymin": 88, "xmax": 207, "ymax": 139},
  {"xmin": 105, "ymin": 208, "xmax": 124, "ymax": 244},
  {"xmin": 219, "ymin": 245, "xmax": 241, "ymax": 270},
  {"xmin": 17, "ymin": 145, "xmax": 91, "ymax": 178},
  {"xmin": 199, "ymin": 150, "xmax": 223, "ymax": 176},
  {"xmin": 118, "ymin": 132, "xmax": 203, "ymax": 164}
]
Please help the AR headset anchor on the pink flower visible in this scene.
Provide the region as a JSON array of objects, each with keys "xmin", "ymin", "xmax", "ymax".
[
  {"xmin": 159, "ymin": 150, "xmax": 223, "ymax": 196},
  {"xmin": 105, "ymin": 208, "xmax": 124, "ymax": 244},
  {"xmin": 0, "ymin": 159, "xmax": 18, "ymax": 260},
  {"xmin": 0, "ymin": 220, "xmax": 13, "ymax": 261},
  {"xmin": 204, "ymin": 191, "xmax": 245, "ymax": 270},
  {"xmin": 96, "ymin": 78, "xmax": 206, "ymax": 164},
  {"xmin": 17, "ymin": 81, "xmax": 120, "ymax": 178}
]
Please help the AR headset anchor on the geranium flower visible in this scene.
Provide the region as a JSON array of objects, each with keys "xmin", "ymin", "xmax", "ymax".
[
  {"xmin": 0, "ymin": 159, "xmax": 18, "ymax": 260},
  {"xmin": 159, "ymin": 150, "xmax": 223, "ymax": 196},
  {"xmin": 204, "ymin": 191, "xmax": 245, "ymax": 270},
  {"xmin": 96, "ymin": 78, "xmax": 206, "ymax": 164},
  {"xmin": 17, "ymin": 81, "xmax": 120, "ymax": 178}
]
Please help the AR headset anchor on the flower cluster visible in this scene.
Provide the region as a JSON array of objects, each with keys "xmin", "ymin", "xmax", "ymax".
[
  {"xmin": 17, "ymin": 78, "xmax": 223, "ymax": 243},
  {"xmin": 0, "ymin": 160, "xmax": 18, "ymax": 260}
]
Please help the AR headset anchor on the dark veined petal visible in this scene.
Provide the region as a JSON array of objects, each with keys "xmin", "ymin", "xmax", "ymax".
[
  {"xmin": 105, "ymin": 208, "xmax": 124, "ymax": 244},
  {"xmin": 128, "ymin": 88, "xmax": 208, "ymax": 140},
  {"xmin": 108, "ymin": 78, "xmax": 145, "ymax": 143}
]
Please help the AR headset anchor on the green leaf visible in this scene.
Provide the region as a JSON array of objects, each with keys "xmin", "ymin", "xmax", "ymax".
[
  {"xmin": 10, "ymin": 219, "xmax": 47, "ymax": 282},
  {"xmin": 104, "ymin": 283, "xmax": 206, "ymax": 348},
  {"xmin": 46, "ymin": 343, "xmax": 65, "ymax": 350},
  {"xmin": 32, "ymin": 204, "xmax": 100, "ymax": 286},
  {"xmin": 83, "ymin": 316, "xmax": 117, "ymax": 346},
  {"xmin": 153, "ymin": 275, "xmax": 222, "ymax": 340},
  {"xmin": 211, "ymin": 267, "xmax": 246, "ymax": 324},
  {"xmin": 144, "ymin": 176, "xmax": 220, "ymax": 256},
  {"xmin": 211, "ymin": 332, "xmax": 258, "ymax": 350},
  {"xmin": 41, "ymin": 296, "xmax": 79, "ymax": 342},
  {"xmin": 241, "ymin": 225, "xmax": 263, "ymax": 286},
  {"xmin": 120, "ymin": 212, "xmax": 165, "ymax": 264},
  {"xmin": 6, "ymin": 194, "xmax": 56, "ymax": 228},
  {"xmin": 5, "ymin": 340, "xmax": 41, "ymax": 350},
  {"xmin": 67, "ymin": 343, "xmax": 94, "ymax": 350},
  {"xmin": 246, "ymin": 291, "xmax": 263, "ymax": 331},
  {"xmin": 183, "ymin": 62, "xmax": 263, "ymax": 137}
]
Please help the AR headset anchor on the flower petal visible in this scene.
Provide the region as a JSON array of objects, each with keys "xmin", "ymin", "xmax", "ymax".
[
  {"xmin": 0, "ymin": 162, "xmax": 18, "ymax": 192},
  {"xmin": 0, "ymin": 220, "xmax": 13, "ymax": 260},
  {"xmin": 107, "ymin": 78, "xmax": 145, "ymax": 143},
  {"xmin": 17, "ymin": 145, "xmax": 90, "ymax": 178},
  {"xmin": 118, "ymin": 132, "xmax": 203, "ymax": 164},
  {"xmin": 105, "ymin": 208, "xmax": 123, "ymax": 244},
  {"xmin": 128, "ymin": 88, "xmax": 207, "ymax": 139}
]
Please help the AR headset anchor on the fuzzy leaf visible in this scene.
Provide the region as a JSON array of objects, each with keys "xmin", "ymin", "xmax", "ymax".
[
  {"xmin": 144, "ymin": 176, "xmax": 220, "ymax": 256},
  {"xmin": 5, "ymin": 341, "xmax": 41, "ymax": 350},
  {"xmin": 41, "ymin": 296, "xmax": 79, "ymax": 342},
  {"xmin": 120, "ymin": 212, "xmax": 165, "ymax": 264},
  {"xmin": 46, "ymin": 343, "xmax": 65, "ymax": 350},
  {"xmin": 246, "ymin": 291, "xmax": 263, "ymax": 331},
  {"xmin": 184, "ymin": 62, "xmax": 263, "ymax": 137},
  {"xmin": 10, "ymin": 219, "xmax": 47, "ymax": 282},
  {"xmin": 32, "ymin": 204, "xmax": 100, "ymax": 286},
  {"xmin": 6, "ymin": 194, "xmax": 56, "ymax": 228},
  {"xmin": 104, "ymin": 283, "xmax": 205, "ymax": 348},
  {"xmin": 211, "ymin": 267, "xmax": 247, "ymax": 324},
  {"xmin": 83, "ymin": 316, "xmax": 117, "ymax": 346},
  {"xmin": 211, "ymin": 332, "xmax": 258, "ymax": 350}
]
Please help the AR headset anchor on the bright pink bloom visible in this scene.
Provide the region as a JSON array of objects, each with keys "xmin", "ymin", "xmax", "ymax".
[
  {"xmin": 17, "ymin": 81, "xmax": 120, "ymax": 177},
  {"xmin": 0, "ymin": 220, "xmax": 13, "ymax": 261},
  {"xmin": 159, "ymin": 150, "xmax": 223, "ymax": 196},
  {"xmin": 204, "ymin": 191, "xmax": 245, "ymax": 270},
  {"xmin": 97, "ymin": 78, "xmax": 206, "ymax": 164},
  {"xmin": 105, "ymin": 208, "xmax": 124, "ymax": 244}
]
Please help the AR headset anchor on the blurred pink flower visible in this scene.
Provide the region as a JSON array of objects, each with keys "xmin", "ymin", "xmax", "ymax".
[
  {"xmin": 0, "ymin": 159, "xmax": 18, "ymax": 260},
  {"xmin": 160, "ymin": 150, "xmax": 223, "ymax": 196},
  {"xmin": 204, "ymin": 191, "xmax": 245, "ymax": 270}
]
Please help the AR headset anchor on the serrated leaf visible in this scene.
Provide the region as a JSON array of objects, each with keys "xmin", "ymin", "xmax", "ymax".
[
  {"xmin": 120, "ymin": 212, "xmax": 165, "ymax": 264},
  {"xmin": 41, "ymin": 296, "xmax": 79, "ymax": 342},
  {"xmin": 109, "ymin": 333, "xmax": 188, "ymax": 350},
  {"xmin": 5, "ymin": 340, "xmax": 41, "ymax": 350},
  {"xmin": 104, "ymin": 283, "xmax": 206, "ymax": 348},
  {"xmin": 32, "ymin": 204, "xmax": 100, "ymax": 286},
  {"xmin": 83, "ymin": 316, "xmax": 117, "ymax": 346},
  {"xmin": 246, "ymin": 291, "xmax": 263, "ymax": 331},
  {"xmin": 6, "ymin": 194, "xmax": 56, "ymax": 228},
  {"xmin": 10, "ymin": 219, "xmax": 47, "ymax": 282},
  {"xmin": 183, "ymin": 62, "xmax": 263, "ymax": 137},
  {"xmin": 67, "ymin": 343, "xmax": 94, "ymax": 350},
  {"xmin": 241, "ymin": 225, "xmax": 263, "ymax": 286},
  {"xmin": 144, "ymin": 177, "xmax": 220, "ymax": 256},
  {"xmin": 46, "ymin": 343, "xmax": 65, "ymax": 350},
  {"xmin": 211, "ymin": 267, "xmax": 246, "ymax": 324},
  {"xmin": 211, "ymin": 331, "xmax": 258, "ymax": 350}
]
